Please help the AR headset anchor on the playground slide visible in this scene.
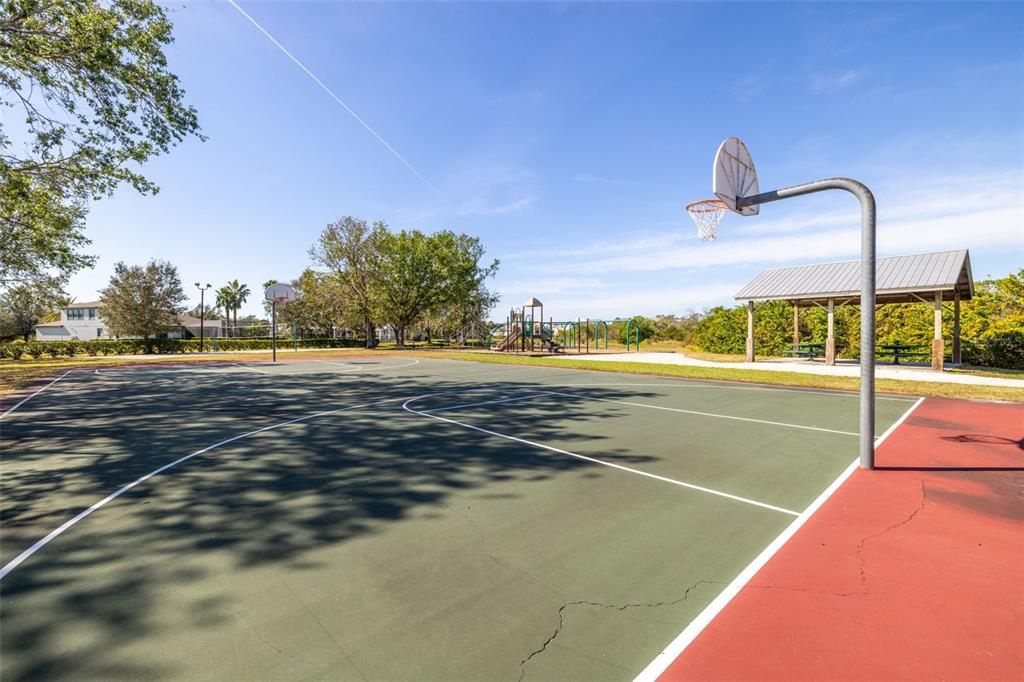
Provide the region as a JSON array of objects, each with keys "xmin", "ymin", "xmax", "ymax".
[
  {"xmin": 541, "ymin": 328, "xmax": 562, "ymax": 352},
  {"xmin": 492, "ymin": 327, "xmax": 521, "ymax": 351}
]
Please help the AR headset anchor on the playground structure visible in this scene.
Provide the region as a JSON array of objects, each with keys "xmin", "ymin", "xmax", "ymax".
[{"xmin": 491, "ymin": 298, "xmax": 643, "ymax": 354}]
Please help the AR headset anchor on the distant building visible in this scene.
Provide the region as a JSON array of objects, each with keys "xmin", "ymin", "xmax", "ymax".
[
  {"xmin": 34, "ymin": 301, "xmax": 107, "ymax": 341},
  {"xmin": 34, "ymin": 302, "xmax": 222, "ymax": 341}
]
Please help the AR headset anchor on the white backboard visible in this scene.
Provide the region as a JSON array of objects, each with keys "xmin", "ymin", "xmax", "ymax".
[
  {"xmin": 713, "ymin": 137, "xmax": 759, "ymax": 216},
  {"xmin": 264, "ymin": 283, "xmax": 297, "ymax": 303}
]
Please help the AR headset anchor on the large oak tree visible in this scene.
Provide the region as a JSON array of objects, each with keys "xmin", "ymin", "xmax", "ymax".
[{"xmin": 1, "ymin": 0, "xmax": 203, "ymax": 289}]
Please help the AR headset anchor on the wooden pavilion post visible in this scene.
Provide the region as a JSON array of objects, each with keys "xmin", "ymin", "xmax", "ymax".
[
  {"xmin": 826, "ymin": 297, "xmax": 836, "ymax": 366},
  {"xmin": 792, "ymin": 303, "xmax": 800, "ymax": 346},
  {"xmin": 932, "ymin": 291, "xmax": 944, "ymax": 371},
  {"xmin": 953, "ymin": 292, "xmax": 961, "ymax": 364},
  {"xmin": 745, "ymin": 301, "xmax": 755, "ymax": 362}
]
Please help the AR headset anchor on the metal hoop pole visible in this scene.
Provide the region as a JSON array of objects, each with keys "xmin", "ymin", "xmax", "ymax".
[
  {"xmin": 738, "ymin": 177, "xmax": 876, "ymax": 469},
  {"xmin": 271, "ymin": 301, "xmax": 277, "ymax": 363}
]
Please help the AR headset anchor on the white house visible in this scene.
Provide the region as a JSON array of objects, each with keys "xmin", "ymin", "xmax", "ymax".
[
  {"xmin": 35, "ymin": 302, "xmax": 222, "ymax": 341},
  {"xmin": 35, "ymin": 301, "xmax": 107, "ymax": 340}
]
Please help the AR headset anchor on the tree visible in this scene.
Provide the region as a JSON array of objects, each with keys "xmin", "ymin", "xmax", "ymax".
[
  {"xmin": 369, "ymin": 229, "xmax": 438, "ymax": 347},
  {"xmin": 694, "ymin": 306, "xmax": 746, "ymax": 354},
  {"xmin": 261, "ymin": 279, "xmax": 278, "ymax": 318},
  {"xmin": 0, "ymin": 282, "xmax": 56, "ymax": 340},
  {"xmin": 186, "ymin": 304, "xmax": 219, "ymax": 320},
  {"xmin": 370, "ymin": 229, "xmax": 499, "ymax": 348},
  {"xmin": 288, "ymin": 269, "xmax": 346, "ymax": 335},
  {"xmin": 310, "ymin": 217, "xmax": 385, "ymax": 348},
  {"xmin": 614, "ymin": 316, "xmax": 655, "ymax": 346},
  {"xmin": 99, "ymin": 260, "xmax": 186, "ymax": 340},
  {"xmin": 224, "ymin": 279, "xmax": 250, "ymax": 329},
  {"xmin": 215, "ymin": 286, "xmax": 233, "ymax": 332},
  {"xmin": 427, "ymin": 231, "xmax": 499, "ymax": 340},
  {"xmin": 1, "ymin": 0, "xmax": 203, "ymax": 288}
]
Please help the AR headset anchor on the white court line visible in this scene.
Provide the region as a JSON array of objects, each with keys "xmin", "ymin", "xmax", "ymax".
[
  {"xmin": 0, "ymin": 395, "xmax": 409, "ymax": 582},
  {"xmin": 233, "ymin": 362, "xmax": 271, "ymax": 374},
  {"xmin": 632, "ymin": 396, "xmax": 927, "ymax": 682},
  {"xmin": 0, "ymin": 371, "xmax": 72, "ymax": 420},
  {"xmin": 403, "ymin": 395, "xmax": 800, "ymax": 517},
  {"xmin": 424, "ymin": 393, "xmax": 542, "ymax": 414},
  {"xmin": 542, "ymin": 390, "xmax": 859, "ymax": 437},
  {"xmin": 374, "ymin": 358, "xmax": 421, "ymax": 371},
  {"xmin": 314, "ymin": 359, "xmax": 363, "ymax": 372},
  {"xmin": 550, "ymin": 380, "xmax": 915, "ymax": 402}
]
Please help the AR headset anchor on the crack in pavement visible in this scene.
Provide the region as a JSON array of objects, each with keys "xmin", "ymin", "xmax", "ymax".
[
  {"xmin": 236, "ymin": 613, "xmax": 312, "ymax": 665},
  {"xmin": 518, "ymin": 484, "xmax": 934, "ymax": 681},
  {"xmin": 855, "ymin": 480, "xmax": 929, "ymax": 592},
  {"xmin": 517, "ymin": 580, "xmax": 719, "ymax": 681}
]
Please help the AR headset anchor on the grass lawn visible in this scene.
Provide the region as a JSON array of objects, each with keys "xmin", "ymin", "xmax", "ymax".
[
  {"xmin": 949, "ymin": 364, "xmax": 1024, "ymax": 379},
  {"xmin": 421, "ymin": 351, "xmax": 1024, "ymax": 403}
]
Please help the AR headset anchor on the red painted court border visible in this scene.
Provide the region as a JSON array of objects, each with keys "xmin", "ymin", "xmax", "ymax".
[{"xmin": 649, "ymin": 396, "xmax": 1023, "ymax": 681}]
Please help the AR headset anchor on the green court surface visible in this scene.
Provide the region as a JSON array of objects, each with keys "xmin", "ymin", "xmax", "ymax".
[{"xmin": 0, "ymin": 357, "xmax": 916, "ymax": 681}]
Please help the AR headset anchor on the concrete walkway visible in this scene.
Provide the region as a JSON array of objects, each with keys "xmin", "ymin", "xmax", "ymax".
[{"xmin": 560, "ymin": 352, "xmax": 1024, "ymax": 389}]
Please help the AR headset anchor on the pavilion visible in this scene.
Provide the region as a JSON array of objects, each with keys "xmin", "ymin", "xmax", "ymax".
[{"xmin": 734, "ymin": 250, "xmax": 974, "ymax": 371}]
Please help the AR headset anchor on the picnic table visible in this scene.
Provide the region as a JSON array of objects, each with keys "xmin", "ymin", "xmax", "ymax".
[
  {"xmin": 877, "ymin": 343, "xmax": 930, "ymax": 365},
  {"xmin": 784, "ymin": 342, "xmax": 825, "ymax": 359}
]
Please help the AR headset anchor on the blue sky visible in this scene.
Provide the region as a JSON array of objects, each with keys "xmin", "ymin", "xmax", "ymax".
[{"xmin": 68, "ymin": 1, "xmax": 1023, "ymax": 320}]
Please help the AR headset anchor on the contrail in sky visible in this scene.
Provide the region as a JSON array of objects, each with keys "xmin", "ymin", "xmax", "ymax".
[{"xmin": 227, "ymin": 0, "xmax": 440, "ymax": 195}]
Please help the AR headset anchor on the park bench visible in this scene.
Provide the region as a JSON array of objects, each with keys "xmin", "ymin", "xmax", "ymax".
[
  {"xmin": 877, "ymin": 343, "xmax": 930, "ymax": 365},
  {"xmin": 784, "ymin": 342, "xmax": 825, "ymax": 359}
]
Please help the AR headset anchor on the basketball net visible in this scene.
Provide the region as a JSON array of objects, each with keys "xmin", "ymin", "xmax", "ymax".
[{"xmin": 686, "ymin": 198, "xmax": 727, "ymax": 241}]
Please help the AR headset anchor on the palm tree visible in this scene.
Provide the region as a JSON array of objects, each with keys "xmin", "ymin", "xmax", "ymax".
[
  {"xmin": 226, "ymin": 279, "xmax": 251, "ymax": 331},
  {"xmin": 215, "ymin": 286, "xmax": 233, "ymax": 336}
]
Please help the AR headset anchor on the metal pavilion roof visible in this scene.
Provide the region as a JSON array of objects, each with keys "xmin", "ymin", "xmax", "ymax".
[{"xmin": 735, "ymin": 250, "xmax": 974, "ymax": 304}]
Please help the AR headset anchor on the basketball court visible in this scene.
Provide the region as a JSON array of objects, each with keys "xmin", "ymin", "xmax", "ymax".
[{"xmin": 1, "ymin": 357, "xmax": 923, "ymax": 680}]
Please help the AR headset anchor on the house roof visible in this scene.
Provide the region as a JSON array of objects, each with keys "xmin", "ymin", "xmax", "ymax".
[
  {"xmin": 66, "ymin": 300, "xmax": 103, "ymax": 309},
  {"xmin": 735, "ymin": 250, "xmax": 974, "ymax": 305},
  {"xmin": 177, "ymin": 315, "xmax": 221, "ymax": 327},
  {"xmin": 34, "ymin": 321, "xmax": 66, "ymax": 328}
]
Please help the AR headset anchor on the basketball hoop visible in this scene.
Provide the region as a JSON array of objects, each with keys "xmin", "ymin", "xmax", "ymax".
[{"xmin": 686, "ymin": 198, "xmax": 727, "ymax": 241}]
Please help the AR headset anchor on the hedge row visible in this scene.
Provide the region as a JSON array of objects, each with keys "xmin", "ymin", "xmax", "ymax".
[
  {"xmin": 961, "ymin": 330, "xmax": 1024, "ymax": 370},
  {"xmin": 0, "ymin": 337, "xmax": 365, "ymax": 360}
]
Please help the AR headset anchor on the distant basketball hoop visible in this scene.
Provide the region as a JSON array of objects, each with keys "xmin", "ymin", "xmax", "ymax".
[
  {"xmin": 264, "ymin": 283, "xmax": 297, "ymax": 303},
  {"xmin": 264, "ymin": 283, "xmax": 297, "ymax": 362}
]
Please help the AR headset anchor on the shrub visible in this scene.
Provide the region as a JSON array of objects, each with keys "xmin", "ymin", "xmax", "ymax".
[
  {"xmin": 25, "ymin": 343, "xmax": 46, "ymax": 359},
  {"xmin": 965, "ymin": 330, "xmax": 1024, "ymax": 370},
  {"xmin": 0, "ymin": 342, "xmax": 25, "ymax": 358}
]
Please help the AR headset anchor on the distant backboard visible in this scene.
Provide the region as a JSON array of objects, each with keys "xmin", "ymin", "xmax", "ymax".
[
  {"xmin": 713, "ymin": 137, "xmax": 759, "ymax": 215},
  {"xmin": 264, "ymin": 283, "xmax": 297, "ymax": 303}
]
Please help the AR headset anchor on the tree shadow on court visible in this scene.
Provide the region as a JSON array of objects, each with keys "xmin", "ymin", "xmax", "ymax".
[{"xmin": 1, "ymin": 363, "xmax": 700, "ymax": 680}]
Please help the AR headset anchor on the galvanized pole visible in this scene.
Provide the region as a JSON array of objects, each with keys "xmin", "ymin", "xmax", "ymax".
[
  {"xmin": 271, "ymin": 301, "xmax": 277, "ymax": 363},
  {"xmin": 738, "ymin": 178, "xmax": 876, "ymax": 469}
]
